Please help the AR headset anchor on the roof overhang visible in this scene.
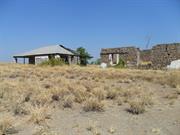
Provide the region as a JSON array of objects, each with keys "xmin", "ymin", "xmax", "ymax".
[{"xmin": 13, "ymin": 45, "xmax": 80, "ymax": 58}]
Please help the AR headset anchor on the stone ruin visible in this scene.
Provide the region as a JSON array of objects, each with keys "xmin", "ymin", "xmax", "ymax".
[
  {"xmin": 100, "ymin": 43, "xmax": 180, "ymax": 69},
  {"xmin": 101, "ymin": 47, "xmax": 140, "ymax": 67},
  {"xmin": 151, "ymin": 43, "xmax": 180, "ymax": 69}
]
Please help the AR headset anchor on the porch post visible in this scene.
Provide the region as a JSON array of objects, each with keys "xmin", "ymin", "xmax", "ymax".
[
  {"xmin": 23, "ymin": 58, "xmax": 25, "ymax": 64},
  {"xmin": 29, "ymin": 56, "xmax": 35, "ymax": 64},
  {"xmin": 68, "ymin": 55, "xmax": 72, "ymax": 65},
  {"xmin": 14, "ymin": 57, "xmax": 18, "ymax": 63}
]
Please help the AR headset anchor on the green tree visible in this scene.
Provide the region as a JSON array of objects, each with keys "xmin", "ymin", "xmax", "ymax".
[
  {"xmin": 90, "ymin": 58, "xmax": 101, "ymax": 65},
  {"xmin": 76, "ymin": 47, "xmax": 92, "ymax": 66}
]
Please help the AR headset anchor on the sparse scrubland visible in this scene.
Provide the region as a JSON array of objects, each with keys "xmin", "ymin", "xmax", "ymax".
[{"xmin": 0, "ymin": 63, "xmax": 180, "ymax": 135}]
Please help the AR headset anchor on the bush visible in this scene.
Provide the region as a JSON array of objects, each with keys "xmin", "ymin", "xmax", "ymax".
[
  {"xmin": 29, "ymin": 105, "xmax": 51, "ymax": 125},
  {"xmin": 127, "ymin": 100, "xmax": 145, "ymax": 114},
  {"xmin": 166, "ymin": 73, "xmax": 180, "ymax": 88},
  {"xmin": 114, "ymin": 58, "xmax": 126, "ymax": 68},
  {"xmin": 40, "ymin": 58, "xmax": 66, "ymax": 66},
  {"xmin": 141, "ymin": 95, "xmax": 154, "ymax": 106},
  {"xmin": 106, "ymin": 89, "xmax": 118, "ymax": 99},
  {"xmin": 0, "ymin": 115, "xmax": 18, "ymax": 135},
  {"xmin": 92, "ymin": 87, "xmax": 106, "ymax": 101},
  {"xmin": 116, "ymin": 97, "xmax": 123, "ymax": 106},
  {"xmin": 63, "ymin": 95, "xmax": 75, "ymax": 108},
  {"xmin": 83, "ymin": 98, "xmax": 104, "ymax": 112}
]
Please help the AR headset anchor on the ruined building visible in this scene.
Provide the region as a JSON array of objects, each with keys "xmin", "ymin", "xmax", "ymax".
[
  {"xmin": 151, "ymin": 43, "xmax": 180, "ymax": 69},
  {"xmin": 101, "ymin": 47, "xmax": 140, "ymax": 67},
  {"xmin": 100, "ymin": 43, "xmax": 180, "ymax": 68}
]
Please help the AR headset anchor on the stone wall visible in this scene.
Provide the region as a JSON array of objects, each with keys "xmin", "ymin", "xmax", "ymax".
[
  {"xmin": 101, "ymin": 47, "xmax": 140, "ymax": 67},
  {"xmin": 140, "ymin": 49, "xmax": 151, "ymax": 62},
  {"xmin": 100, "ymin": 43, "xmax": 180, "ymax": 69},
  {"xmin": 151, "ymin": 43, "xmax": 180, "ymax": 69}
]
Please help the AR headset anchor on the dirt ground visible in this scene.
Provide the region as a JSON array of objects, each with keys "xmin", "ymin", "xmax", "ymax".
[
  {"xmin": 0, "ymin": 64, "xmax": 180, "ymax": 135},
  {"xmin": 17, "ymin": 82, "xmax": 180, "ymax": 135}
]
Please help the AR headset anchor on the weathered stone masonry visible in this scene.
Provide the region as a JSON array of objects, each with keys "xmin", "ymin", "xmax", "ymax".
[
  {"xmin": 140, "ymin": 49, "xmax": 151, "ymax": 62},
  {"xmin": 151, "ymin": 43, "xmax": 180, "ymax": 69},
  {"xmin": 101, "ymin": 47, "xmax": 140, "ymax": 67},
  {"xmin": 101, "ymin": 43, "xmax": 180, "ymax": 68}
]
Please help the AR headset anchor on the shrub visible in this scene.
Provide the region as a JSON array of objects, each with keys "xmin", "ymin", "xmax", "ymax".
[
  {"xmin": 127, "ymin": 100, "xmax": 145, "ymax": 114},
  {"xmin": 165, "ymin": 72, "xmax": 180, "ymax": 88},
  {"xmin": 29, "ymin": 105, "xmax": 51, "ymax": 125},
  {"xmin": 141, "ymin": 95, "xmax": 154, "ymax": 106},
  {"xmin": 92, "ymin": 87, "xmax": 106, "ymax": 101},
  {"xmin": 106, "ymin": 89, "xmax": 117, "ymax": 99},
  {"xmin": 40, "ymin": 58, "xmax": 66, "ymax": 66},
  {"xmin": 83, "ymin": 98, "xmax": 104, "ymax": 112},
  {"xmin": 63, "ymin": 95, "xmax": 75, "ymax": 108},
  {"xmin": 73, "ymin": 89, "xmax": 87, "ymax": 103},
  {"xmin": 13, "ymin": 103, "xmax": 30, "ymax": 115},
  {"xmin": 116, "ymin": 97, "xmax": 123, "ymax": 106},
  {"xmin": 51, "ymin": 94, "xmax": 60, "ymax": 101},
  {"xmin": 0, "ymin": 115, "xmax": 18, "ymax": 135},
  {"xmin": 114, "ymin": 58, "xmax": 126, "ymax": 68}
]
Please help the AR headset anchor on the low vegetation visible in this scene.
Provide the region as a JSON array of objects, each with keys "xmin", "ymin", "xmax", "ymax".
[
  {"xmin": 40, "ymin": 58, "xmax": 66, "ymax": 66},
  {"xmin": 0, "ymin": 63, "xmax": 179, "ymax": 134},
  {"xmin": 114, "ymin": 58, "xmax": 126, "ymax": 68},
  {"xmin": 0, "ymin": 115, "xmax": 17, "ymax": 135},
  {"xmin": 29, "ymin": 105, "xmax": 51, "ymax": 125},
  {"xmin": 127, "ymin": 99, "xmax": 146, "ymax": 114},
  {"xmin": 83, "ymin": 97, "xmax": 104, "ymax": 112}
]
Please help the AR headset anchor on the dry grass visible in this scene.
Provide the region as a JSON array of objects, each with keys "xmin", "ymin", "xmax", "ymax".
[
  {"xmin": 165, "ymin": 93, "xmax": 178, "ymax": 100},
  {"xmin": 127, "ymin": 99, "xmax": 146, "ymax": 114},
  {"xmin": 106, "ymin": 89, "xmax": 118, "ymax": 99},
  {"xmin": 29, "ymin": 105, "xmax": 51, "ymax": 125},
  {"xmin": 92, "ymin": 87, "xmax": 105, "ymax": 100},
  {"xmin": 0, "ymin": 63, "xmax": 179, "ymax": 131},
  {"xmin": 33, "ymin": 126, "xmax": 59, "ymax": 135},
  {"xmin": 0, "ymin": 115, "xmax": 17, "ymax": 134},
  {"xmin": 141, "ymin": 94, "xmax": 154, "ymax": 106},
  {"xmin": 63, "ymin": 95, "xmax": 75, "ymax": 108},
  {"xmin": 83, "ymin": 97, "xmax": 104, "ymax": 112}
]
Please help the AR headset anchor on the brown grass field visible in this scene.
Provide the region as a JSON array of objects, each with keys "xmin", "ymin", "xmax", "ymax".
[{"xmin": 0, "ymin": 63, "xmax": 180, "ymax": 135}]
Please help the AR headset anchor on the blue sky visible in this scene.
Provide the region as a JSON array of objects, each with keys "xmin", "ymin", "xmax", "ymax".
[{"xmin": 0, "ymin": 0, "xmax": 180, "ymax": 62}]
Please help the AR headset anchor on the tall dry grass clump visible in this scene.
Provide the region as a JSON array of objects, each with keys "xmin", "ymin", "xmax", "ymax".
[
  {"xmin": 127, "ymin": 99, "xmax": 146, "ymax": 114},
  {"xmin": 106, "ymin": 89, "xmax": 118, "ymax": 99},
  {"xmin": 0, "ymin": 115, "xmax": 17, "ymax": 134},
  {"xmin": 92, "ymin": 87, "xmax": 106, "ymax": 101},
  {"xmin": 63, "ymin": 95, "xmax": 75, "ymax": 108},
  {"xmin": 29, "ymin": 105, "xmax": 51, "ymax": 125},
  {"xmin": 83, "ymin": 97, "xmax": 104, "ymax": 112},
  {"xmin": 140, "ymin": 94, "xmax": 154, "ymax": 106},
  {"xmin": 166, "ymin": 72, "xmax": 180, "ymax": 88}
]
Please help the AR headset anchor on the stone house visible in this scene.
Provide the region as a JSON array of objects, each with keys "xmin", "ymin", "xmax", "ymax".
[
  {"xmin": 100, "ymin": 47, "xmax": 140, "ymax": 67},
  {"xmin": 151, "ymin": 43, "xmax": 180, "ymax": 69},
  {"xmin": 13, "ymin": 45, "xmax": 80, "ymax": 65},
  {"xmin": 100, "ymin": 43, "xmax": 180, "ymax": 68}
]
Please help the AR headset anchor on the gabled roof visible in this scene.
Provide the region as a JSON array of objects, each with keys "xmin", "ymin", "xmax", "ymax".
[
  {"xmin": 14, "ymin": 45, "xmax": 79, "ymax": 57},
  {"xmin": 60, "ymin": 45, "xmax": 80, "ymax": 56}
]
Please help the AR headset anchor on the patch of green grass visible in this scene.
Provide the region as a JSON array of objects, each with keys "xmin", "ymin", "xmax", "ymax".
[
  {"xmin": 114, "ymin": 58, "xmax": 126, "ymax": 68},
  {"xmin": 40, "ymin": 58, "xmax": 66, "ymax": 66}
]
